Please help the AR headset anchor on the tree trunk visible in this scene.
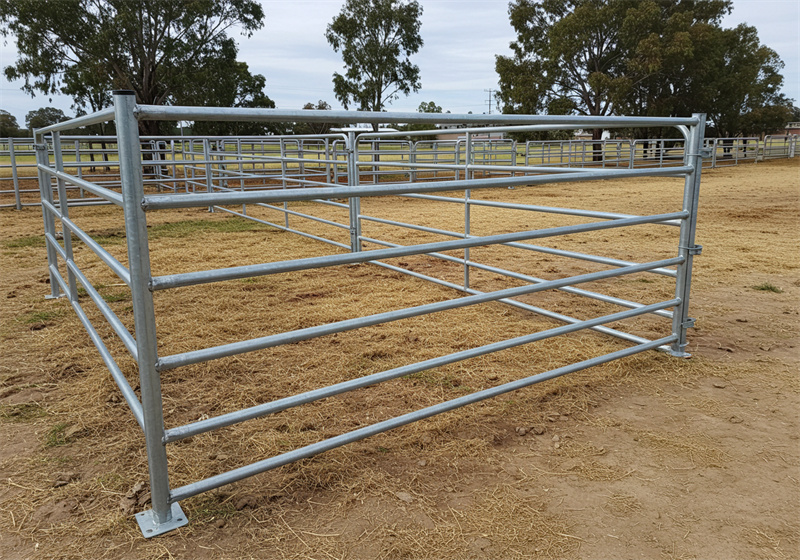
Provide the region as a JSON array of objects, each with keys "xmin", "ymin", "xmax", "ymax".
[{"xmin": 592, "ymin": 128, "xmax": 603, "ymax": 162}]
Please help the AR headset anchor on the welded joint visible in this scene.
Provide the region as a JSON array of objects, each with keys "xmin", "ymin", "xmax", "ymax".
[{"xmin": 682, "ymin": 317, "xmax": 696, "ymax": 329}]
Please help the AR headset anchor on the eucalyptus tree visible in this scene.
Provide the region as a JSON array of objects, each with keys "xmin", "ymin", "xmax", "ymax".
[
  {"xmin": 495, "ymin": 0, "xmax": 790, "ymax": 139},
  {"xmin": 1, "ymin": 0, "xmax": 266, "ymax": 134},
  {"xmin": 0, "ymin": 110, "xmax": 23, "ymax": 137},
  {"xmin": 326, "ymin": 0, "xmax": 423, "ymax": 126}
]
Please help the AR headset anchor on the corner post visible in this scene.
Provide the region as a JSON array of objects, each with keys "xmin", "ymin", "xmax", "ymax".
[
  {"xmin": 670, "ymin": 113, "xmax": 706, "ymax": 357},
  {"xmin": 113, "ymin": 90, "xmax": 187, "ymax": 537}
]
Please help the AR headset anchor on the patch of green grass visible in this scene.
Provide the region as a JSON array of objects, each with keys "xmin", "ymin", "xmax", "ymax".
[
  {"xmin": 44, "ymin": 423, "xmax": 70, "ymax": 447},
  {"xmin": 3, "ymin": 236, "xmax": 46, "ymax": 249},
  {"xmin": 406, "ymin": 371, "xmax": 463, "ymax": 389},
  {"xmin": 20, "ymin": 309, "xmax": 66, "ymax": 324},
  {"xmin": 0, "ymin": 402, "xmax": 48, "ymax": 422},
  {"xmin": 147, "ymin": 217, "xmax": 262, "ymax": 239},
  {"xmin": 102, "ymin": 292, "xmax": 129, "ymax": 303},
  {"xmin": 751, "ymin": 283, "xmax": 783, "ymax": 293},
  {"xmin": 189, "ymin": 495, "xmax": 237, "ymax": 520}
]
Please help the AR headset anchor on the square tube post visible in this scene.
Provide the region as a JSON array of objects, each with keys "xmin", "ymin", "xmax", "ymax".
[
  {"xmin": 113, "ymin": 91, "xmax": 187, "ymax": 537},
  {"xmin": 670, "ymin": 114, "xmax": 706, "ymax": 357}
]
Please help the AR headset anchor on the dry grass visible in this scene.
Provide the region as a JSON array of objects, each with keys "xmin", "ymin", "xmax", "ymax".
[{"xmin": 1, "ymin": 157, "xmax": 798, "ymax": 559}]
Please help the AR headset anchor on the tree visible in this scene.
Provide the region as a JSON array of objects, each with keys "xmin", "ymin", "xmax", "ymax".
[
  {"xmin": 294, "ymin": 101, "xmax": 334, "ymax": 136},
  {"xmin": 394, "ymin": 100, "xmax": 444, "ymax": 140},
  {"xmin": 0, "ymin": 110, "xmax": 23, "ymax": 137},
  {"xmin": 496, "ymin": 0, "xmax": 636, "ymax": 124},
  {"xmin": 701, "ymin": 24, "xmax": 789, "ymax": 137},
  {"xmin": 417, "ymin": 101, "xmax": 442, "ymax": 114},
  {"xmin": 496, "ymin": 0, "xmax": 790, "ymax": 141},
  {"xmin": 25, "ymin": 107, "xmax": 68, "ymax": 131},
  {"xmin": 326, "ymin": 0, "xmax": 423, "ymax": 126},
  {"xmin": 171, "ymin": 43, "xmax": 277, "ymax": 136},
  {"xmin": 1, "ymin": 0, "xmax": 265, "ymax": 134}
]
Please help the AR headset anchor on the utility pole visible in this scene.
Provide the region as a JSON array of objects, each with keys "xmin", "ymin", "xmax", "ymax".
[{"xmin": 484, "ymin": 89, "xmax": 495, "ymax": 114}]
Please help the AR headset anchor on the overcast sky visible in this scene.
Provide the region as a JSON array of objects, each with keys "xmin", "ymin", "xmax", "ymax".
[{"xmin": 1, "ymin": 0, "xmax": 798, "ymax": 125}]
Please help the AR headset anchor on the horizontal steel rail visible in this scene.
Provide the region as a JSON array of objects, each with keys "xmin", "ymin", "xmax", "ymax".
[
  {"xmin": 360, "ymin": 235, "xmax": 675, "ymax": 319},
  {"xmin": 134, "ymin": 104, "xmax": 700, "ymax": 128},
  {"xmin": 150, "ymin": 211, "xmax": 687, "ymax": 291},
  {"xmin": 141, "ymin": 167, "xmax": 692, "ymax": 210},
  {"xmin": 214, "ymin": 206, "xmax": 351, "ymax": 250},
  {"xmin": 37, "ymin": 166, "xmax": 124, "ymax": 205},
  {"xmin": 156, "ymin": 257, "xmax": 683, "ymax": 371},
  {"xmin": 169, "ymin": 333, "xmax": 675, "ymax": 502},
  {"xmin": 39, "ymin": 229, "xmax": 143, "ymax": 428},
  {"xmin": 165, "ymin": 299, "xmax": 677, "ymax": 443},
  {"xmin": 40, "ymin": 200, "xmax": 131, "ymax": 285},
  {"xmin": 402, "ymin": 192, "xmax": 682, "ymax": 227}
]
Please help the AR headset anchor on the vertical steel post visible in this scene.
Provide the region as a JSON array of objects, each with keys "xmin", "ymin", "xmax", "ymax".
[
  {"xmin": 113, "ymin": 91, "xmax": 187, "ymax": 537},
  {"xmin": 34, "ymin": 132, "xmax": 62, "ymax": 299},
  {"xmin": 168, "ymin": 140, "xmax": 177, "ymax": 191},
  {"xmin": 670, "ymin": 114, "xmax": 706, "ymax": 357},
  {"xmin": 464, "ymin": 132, "xmax": 472, "ymax": 290},
  {"xmin": 52, "ymin": 132, "xmax": 79, "ymax": 300},
  {"xmin": 74, "ymin": 140, "xmax": 85, "ymax": 198},
  {"xmin": 203, "ymin": 139, "xmax": 214, "ymax": 211},
  {"xmin": 410, "ymin": 141, "xmax": 417, "ymax": 183},
  {"xmin": 347, "ymin": 131, "xmax": 361, "ymax": 252},
  {"xmin": 280, "ymin": 138, "xmax": 289, "ymax": 228},
  {"xmin": 628, "ymin": 140, "xmax": 636, "ymax": 169},
  {"xmin": 237, "ymin": 139, "xmax": 246, "ymax": 215},
  {"xmin": 10, "ymin": 138, "xmax": 21, "ymax": 210}
]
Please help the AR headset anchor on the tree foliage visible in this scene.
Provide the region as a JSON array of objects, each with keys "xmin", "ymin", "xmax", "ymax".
[
  {"xmin": 1, "ymin": 0, "xmax": 268, "ymax": 134},
  {"xmin": 326, "ymin": 0, "xmax": 423, "ymax": 117},
  {"xmin": 496, "ymin": 0, "xmax": 637, "ymax": 121},
  {"xmin": 0, "ymin": 110, "xmax": 24, "ymax": 137},
  {"xmin": 496, "ymin": 0, "xmax": 791, "ymax": 137},
  {"xmin": 294, "ymin": 101, "xmax": 334, "ymax": 135},
  {"xmin": 700, "ymin": 24, "xmax": 790, "ymax": 136},
  {"xmin": 417, "ymin": 101, "xmax": 442, "ymax": 114},
  {"xmin": 25, "ymin": 107, "xmax": 68, "ymax": 131}
]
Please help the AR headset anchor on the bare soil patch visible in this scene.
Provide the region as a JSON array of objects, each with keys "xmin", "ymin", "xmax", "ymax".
[{"xmin": 1, "ymin": 158, "xmax": 798, "ymax": 559}]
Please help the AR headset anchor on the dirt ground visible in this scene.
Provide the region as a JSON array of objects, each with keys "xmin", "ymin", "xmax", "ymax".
[{"xmin": 0, "ymin": 158, "xmax": 798, "ymax": 559}]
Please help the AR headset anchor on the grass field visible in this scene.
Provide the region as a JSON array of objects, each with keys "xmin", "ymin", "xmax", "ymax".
[{"xmin": 0, "ymin": 157, "xmax": 798, "ymax": 559}]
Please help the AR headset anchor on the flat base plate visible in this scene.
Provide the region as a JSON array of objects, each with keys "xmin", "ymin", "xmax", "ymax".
[{"xmin": 136, "ymin": 503, "xmax": 188, "ymax": 537}]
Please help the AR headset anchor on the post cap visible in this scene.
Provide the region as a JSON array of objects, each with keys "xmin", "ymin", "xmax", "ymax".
[{"xmin": 112, "ymin": 90, "xmax": 135, "ymax": 95}]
